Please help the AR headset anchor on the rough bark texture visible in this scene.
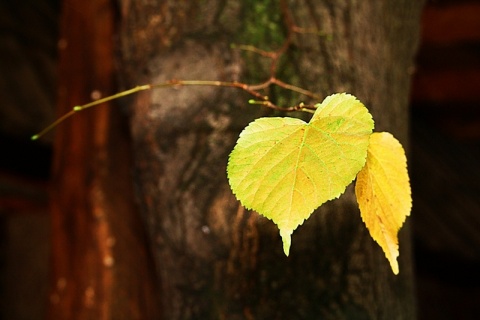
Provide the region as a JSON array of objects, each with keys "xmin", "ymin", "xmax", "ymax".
[
  {"xmin": 118, "ymin": 0, "xmax": 424, "ymax": 319},
  {"xmin": 49, "ymin": 1, "xmax": 159, "ymax": 319}
]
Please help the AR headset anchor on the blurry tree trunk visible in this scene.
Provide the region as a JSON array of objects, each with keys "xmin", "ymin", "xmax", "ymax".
[
  {"xmin": 117, "ymin": 0, "xmax": 424, "ymax": 319},
  {"xmin": 50, "ymin": 0, "xmax": 424, "ymax": 319},
  {"xmin": 48, "ymin": 0, "xmax": 159, "ymax": 319}
]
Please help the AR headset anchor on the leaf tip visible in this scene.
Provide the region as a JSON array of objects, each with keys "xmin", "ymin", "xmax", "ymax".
[
  {"xmin": 384, "ymin": 240, "xmax": 400, "ymax": 275},
  {"xmin": 388, "ymin": 255, "xmax": 400, "ymax": 275},
  {"xmin": 392, "ymin": 263, "xmax": 399, "ymax": 275},
  {"xmin": 280, "ymin": 229, "xmax": 292, "ymax": 256}
]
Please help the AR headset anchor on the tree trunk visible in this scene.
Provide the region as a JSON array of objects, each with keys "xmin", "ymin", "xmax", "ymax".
[
  {"xmin": 48, "ymin": 1, "xmax": 159, "ymax": 318},
  {"xmin": 116, "ymin": 0, "xmax": 424, "ymax": 319}
]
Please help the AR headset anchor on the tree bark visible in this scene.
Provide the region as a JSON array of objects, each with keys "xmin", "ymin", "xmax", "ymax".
[
  {"xmin": 117, "ymin": 0, "xmax": 423, "ymax": 319},
  {"xmin": 49, "ymin": 1, "xmax": 159, "ymax": 319}
]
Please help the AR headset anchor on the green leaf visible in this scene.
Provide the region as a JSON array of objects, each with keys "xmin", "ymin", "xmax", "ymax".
[
  {"xmin": 227, "ymin": 93, "xmax": 374, "ymax": 255},
  {"xmin": 355, "ymin": 132, "xmax": 411, "ymax": 274}
]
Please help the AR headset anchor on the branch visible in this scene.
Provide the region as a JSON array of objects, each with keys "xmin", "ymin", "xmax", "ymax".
[
  {"xmin": 31, "ymin": 79, "xmax": 319, "ymax": 140},
  {"xmin": 32, "ymin": 2, "xmax": 328, "ymax": 140}
]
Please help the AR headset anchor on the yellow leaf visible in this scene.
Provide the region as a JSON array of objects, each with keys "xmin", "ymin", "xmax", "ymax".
[
  {"xmin": 228, "ymin": 93, "xmax": 374, "ymax": 255},
  {"xmin": 355, "ymin": 132, "xmax": 411, "ymax": 274}
]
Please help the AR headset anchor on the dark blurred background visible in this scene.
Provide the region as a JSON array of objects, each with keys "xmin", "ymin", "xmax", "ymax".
[
  {"xmin": 0, "ymin": 0, "xmax": 479, "ymax": 319},
  {"xmin": 0, "ymin": 1, "xmax": 58, "ymax": 319},
  {"xmin": 409, "ymin": 0, "xmax": 480, "ymax": 318}
]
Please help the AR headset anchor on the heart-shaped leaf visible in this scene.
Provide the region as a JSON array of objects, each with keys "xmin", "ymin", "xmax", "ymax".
[
  {"xmin": 227, "ymin": 93, "xmax": 374, "ymax": 255},
  {"xmin": 355, "ymin": 132, "xmax": 411, "ymax": 274}
]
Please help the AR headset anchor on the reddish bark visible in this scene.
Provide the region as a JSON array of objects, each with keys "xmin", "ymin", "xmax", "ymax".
[{"xmin": 48, "ymin": 1, "xmax": 159, "ymax": 319}]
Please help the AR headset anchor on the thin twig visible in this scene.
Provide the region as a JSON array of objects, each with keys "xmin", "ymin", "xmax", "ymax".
[{"xmin": 32, "ymin": 2, "xmax": 326, "ymax": 140}]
